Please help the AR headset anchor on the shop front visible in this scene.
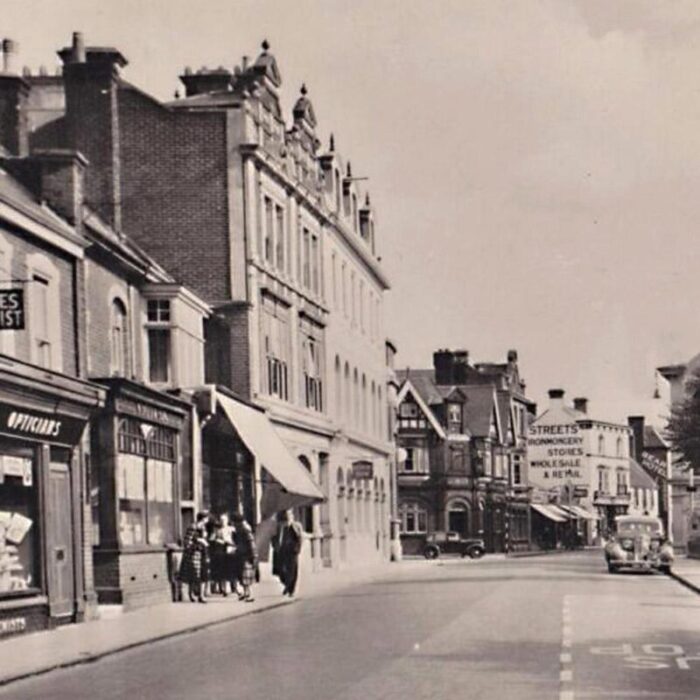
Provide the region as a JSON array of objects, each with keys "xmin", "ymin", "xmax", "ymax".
[
  {"xmin": 0, "ymin": 356, "xmax": 104, "ymax": 639},
  {"xmin": 91, "ymin": 378, "xmax": 190, "ymax": 610}
]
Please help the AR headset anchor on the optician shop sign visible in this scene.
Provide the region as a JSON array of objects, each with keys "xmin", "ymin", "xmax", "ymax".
[
  {"xmin": 527, "ymin": 422, "xmax": 585, "ymax": 488},
  {"xmin": 0, "ymin": 403, "xmax": 86, "ymax": 445},
  {"xmin": 0, "ymin": 289, "xmax": 25, "ymax": 330}
]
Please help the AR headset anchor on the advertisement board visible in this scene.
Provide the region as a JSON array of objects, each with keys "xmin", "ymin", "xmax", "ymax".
[{"xmin": 527, "ymin": 421, "xmax": 586, "ymax": 488}]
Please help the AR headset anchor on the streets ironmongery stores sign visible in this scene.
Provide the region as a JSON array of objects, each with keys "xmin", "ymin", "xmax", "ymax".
[
  {"xmin": 352, "ymin": 460, "xmax": 374, "ymax": 480},
  {"xmin": 0, "ymin": 289, "xmax": 25, "ymax": 330},
  {"xmin": 0, "ymin": 403, "xmax": 86, "ymax": 445}
]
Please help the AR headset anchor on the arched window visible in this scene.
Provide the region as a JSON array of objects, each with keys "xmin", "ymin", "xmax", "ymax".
[
  {"xmin": 334, "ymin": 356, "xmax": 342, "ymax": 420},
  {"xmin": 598, "ymin": 434, "xmax": 605, "ymax": 456},
  {"xmin": 378, "ymin": 386, "xmax": 383, "ymax": 438},
  {"xmin": 616, "ymin": 437, "xmax": 623, "ymax": 457},
  {"xmin": 110, "ymin": 298, "xmax": 128, "ymax": 376},
  {"xmin": 353, "ymin": 368, "xmax": 359, "ymax": 428},
  {"xmin": 399, "ymin": 501, "xmax": 427, "ymax": 534},
  {"xmin": 344, "ymin": 362, "xmax": 351, "ymax": 424},
  {"xmin": 370, "ymin": 382, "xmax": 376, "ymax": 437},
  {"xmin": 336, "ymin": 468, "xmax": 346, "ymax": 541},
  {"xmin": 361, "ymin": 374, "xmax": 367, "ymax": 433},
  {"xmin": 296, "ymin": 456, "xmax": 314, "ymax": 533}
]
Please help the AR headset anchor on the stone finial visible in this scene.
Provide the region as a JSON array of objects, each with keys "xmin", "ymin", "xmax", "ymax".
[
  {"xmin": 261, "ymin": 39, "xmax": 270, "ymax": 53},
  {"xmin": 174, "ymin": 89, "xmax": 181, "ymax": 99},
  {"xmin": 329, "ymin": 133, "xmax": 335, "ymax": 151},
  {"xmin": 300, "ymin": 83, "xmax": 307, "ymax": 96},
  {"xmin": 365, "ymin": 192, "xmax": 371, "ymax": 207},
  {"xmin": 346, "ymin": 161, "xmax": 352, "ymax": 177}
]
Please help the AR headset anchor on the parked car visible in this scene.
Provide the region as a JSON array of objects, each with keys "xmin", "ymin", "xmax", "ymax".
[
  {"xmin": 423, "ymin": 531, "xmax": 486, "ymax": 560},
  {"xmin": 604, "ymin": 515, "xmax": 674, "ymax": 574}
]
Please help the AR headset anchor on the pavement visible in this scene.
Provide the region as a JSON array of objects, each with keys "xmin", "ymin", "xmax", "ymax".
[
  {"xmin": 668, "ymin": 554, "xmax": 700, "ymax": 593},
  {"xmin": 1, "ymin": 550, "xmax": 699, "ymax": 698},
  {"xmin": 0, "ymin": 559, "xmax": 428, "ymax": 688}
]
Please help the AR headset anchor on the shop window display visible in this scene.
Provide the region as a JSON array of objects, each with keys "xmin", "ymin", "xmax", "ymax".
[
  {"xmin": 117, "ymin": 418, "xmax": 176, "ymax": 546},
  {"xmin": 0, "ymin": 442, "xmax": 38, "ymax": 596}
]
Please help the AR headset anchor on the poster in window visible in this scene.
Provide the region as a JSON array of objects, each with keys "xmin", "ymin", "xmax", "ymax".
[{"xmin": 5, "ymin": 512, "xmax": 32, "ymax": 545}]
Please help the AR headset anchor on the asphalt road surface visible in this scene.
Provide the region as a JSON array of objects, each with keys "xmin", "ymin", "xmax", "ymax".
[{"xmin": 3, "ymin": 551, "xmax": 699, "ymax": 699}]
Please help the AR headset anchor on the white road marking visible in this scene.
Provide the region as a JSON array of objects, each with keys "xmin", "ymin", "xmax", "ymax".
[
  {"xmin": 560, "ymin": 653, "xmax": 572, "ymax": 663},
  {"xmin": 560, "ymin": 595, "xmax": 574, "ymax": 699},
  {"xmin": 560, "ymin": 669, "xmax": 573, "ymax": 682}
]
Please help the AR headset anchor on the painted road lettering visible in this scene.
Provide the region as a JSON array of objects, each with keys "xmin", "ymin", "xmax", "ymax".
[{"xmin": 590, "ymin": 644, "xmax": 700, "ymax": 670}]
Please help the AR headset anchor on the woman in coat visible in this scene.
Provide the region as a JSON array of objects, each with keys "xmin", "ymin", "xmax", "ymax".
[
  {"xmin": 179, "ymin": 512, "xmax": 210, "ymax": 603},
  {"xmin": 232, "ymin": 512, "xmax": 258, "ymax": 602}
]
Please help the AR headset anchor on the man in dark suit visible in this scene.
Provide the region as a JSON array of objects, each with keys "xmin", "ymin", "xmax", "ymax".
[{"xmin": 274, "ymin": 509, "xmax": 303, "ymax": 596}]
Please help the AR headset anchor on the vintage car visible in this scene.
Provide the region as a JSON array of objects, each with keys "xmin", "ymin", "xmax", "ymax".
[
  {"xmin": 604, "ymin": 515, "xmax": 674, "ymax": 574},
  {"xmin": 423, "ymin": 531, "xmax": 486, "ymax": 560}
]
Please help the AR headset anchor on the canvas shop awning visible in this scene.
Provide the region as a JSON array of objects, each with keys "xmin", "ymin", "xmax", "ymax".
[
  {"xmin": 216, "ymin": 393, "xmax": 325, "ymax": 519},
  {"xmin": 560, "ymin": 504, "xmax": 599, "ymax": 521},
  {"xmin": 530, "ymin": 503, "xmax": 568, "ymax": 523}
]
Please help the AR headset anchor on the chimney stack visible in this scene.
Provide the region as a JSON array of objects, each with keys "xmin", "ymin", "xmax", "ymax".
[
  {"xmin": 628, "ymin": 416, "xmax": 645, "ymax": 463},
  {"xmin": 548, "ymin": 388, "xmax": 565, "ymax": 408},
  {"xmin": 573, "ymin": 397, "xmax": 588, "ymax": 414},
  {"xmin": 433, "ymin": 349, "xmax": 455, "ymax": 386},
  {"xmin": 2, "ymin": 39, "xmax": 18, "ymax": 74},
  {"xmin": 453, "ymin": 349, "xmax": 469, "ymax": 384},
  {"xmin": 0, "ymin": 39, "xmax": 29, "ymax": 156}
]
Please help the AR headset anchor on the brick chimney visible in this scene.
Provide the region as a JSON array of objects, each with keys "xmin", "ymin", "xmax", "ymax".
[
  {"xmin": 433, "ymin": 349, "xmax": 455, "ymax": 385},
  {"xmin": 453, "ymin": 349, "xmax": 469, "ymax": 384},
  {"xmin": 628, "ymin": 416, "xmax": 645, "ymax": 463},
  {"xmin": 59, "ymin": 32, "xmax": 126, "ymax": 231},
  {"xmin": 548, "ymin": 388, "xmax": 565, "ymax": 409},
  {"xmin": 0, "ymin": 38, "xmax": 30, "ymax": 156},
  {"xmin": 573, "ymin": 397, "xmax": 588, "ymax": 414},
  {"xmin": 179, "ymin": 67, "xmax": 232, "ymax": 97}
]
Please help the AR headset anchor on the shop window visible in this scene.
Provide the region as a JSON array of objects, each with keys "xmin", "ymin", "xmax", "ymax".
[
  {"xmin": 116, "ymin": 418, "xmax": 176, "ymax": 546},
  {"xmin": 110, "ymin": 298, "xmax": 129, "ymax": 377},
  {"xmin": 0, "ymin": 440, "xmax": 39, "ymax": 596},
  {"xmin": 399, "ymin": 502, "xmax": 427, "ymax": 534}
]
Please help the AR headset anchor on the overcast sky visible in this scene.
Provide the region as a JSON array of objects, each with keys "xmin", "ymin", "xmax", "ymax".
[{"xmin": 5, "ymin": 0, "xmax": 700, "ymax": 423}]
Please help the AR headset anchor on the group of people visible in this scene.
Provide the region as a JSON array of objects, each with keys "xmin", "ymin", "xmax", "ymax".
[
  {"xmin": 178, "ymin": 509, "xmax": 304, "ymax": 603},
  {"xmin": 179, "ymin": 511, "xmax": 258, "ymax": 604}
]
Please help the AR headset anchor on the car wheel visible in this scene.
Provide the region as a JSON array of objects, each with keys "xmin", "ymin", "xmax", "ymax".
[
  {"xmin": 659, "ymin": 565, "xmax": 671, "ymax": 575},
  {"xmin": 607, "ymin": 562, "xmax": 618, "ymax": 574},
  {"xmin": 468, "ymin": 547, "xmax": 485, "ymax": 560},
  {"xmin": 424, "ymin": 546, "xmax": 439, "ymax": 560}
]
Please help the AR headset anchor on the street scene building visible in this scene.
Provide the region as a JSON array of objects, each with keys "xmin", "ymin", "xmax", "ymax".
[
  {"xmin": 527, "ymin": 390, "xmax": 630, "ymax": 545},
  {"xmin": 2, "ymin": 6, "xmax": 700, "ymax": 700},
  {"xmin": 395, "ymin": 348, "xmax": 535, "ymax": 555}
]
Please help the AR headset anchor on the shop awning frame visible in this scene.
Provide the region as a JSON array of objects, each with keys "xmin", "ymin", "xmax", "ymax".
[
  {"xmin": 215, "ymin": 392, "xmax": 325, "ymax": 518},
  {"xmin": 560, "ymin": 504, "xmax": 599, "ymax": 521},
  {"xmin": 530, "ymin": 503, "xmax": 567, "ymax": 523}
]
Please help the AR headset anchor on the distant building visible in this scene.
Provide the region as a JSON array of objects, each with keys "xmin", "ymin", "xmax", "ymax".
[
  {"xmin": 395, "ymin": 349, "xmax": 535, "ymax": 555},
  {"xmin": 527, "ymin": 390, "xmax": 631, "ymax": 543}
]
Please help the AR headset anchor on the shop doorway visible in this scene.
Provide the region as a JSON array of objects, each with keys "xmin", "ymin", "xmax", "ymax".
[
  {"xmin": 447, "ymin": 502, "xmax": 470, "ymax": 537},
  {"xmin": 47, "ymin": 454, "xmax": 75, "ymax": 618}
]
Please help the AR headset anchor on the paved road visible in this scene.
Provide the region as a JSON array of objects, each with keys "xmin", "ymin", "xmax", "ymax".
[{"xmin": 3, "ymin": 551, "xmax": 699, "ymax": 699}]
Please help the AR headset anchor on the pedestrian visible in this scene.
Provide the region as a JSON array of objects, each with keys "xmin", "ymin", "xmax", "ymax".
[
  {"xmin": 233, "ymin": 512, "xmax": 258, "ymax": 603},
  {"xmin": 214, "ymin": 513, "xmax": 238, "ymax": 596},
  {"xmin": 274, "ymin": 509, "xmax": 303, "ymax": 597},
  {"xmin": 208, "ymin": 515, "xmax": 228, "ymax": 595},
  {"xmin": 179, "ymin": 512, "xmax": 210, "ymax": 603}
]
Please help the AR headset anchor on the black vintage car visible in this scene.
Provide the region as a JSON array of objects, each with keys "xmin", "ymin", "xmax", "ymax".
[{"xmin": 423, "ymin": 531, "xmax": 486, "ymax": 560}]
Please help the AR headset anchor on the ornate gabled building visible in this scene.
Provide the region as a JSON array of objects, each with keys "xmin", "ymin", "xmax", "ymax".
[
  {"xmin": 395, "ymin": 349, "xmax": 535, "ymax": 554},
  {"xmin": 13, "ymin": 32, "xmax": 394, "ymax": 578}
]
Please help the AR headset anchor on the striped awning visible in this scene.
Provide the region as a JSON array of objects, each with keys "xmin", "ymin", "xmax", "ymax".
[{"xmin": 531, "ymin": 503, "xmax": 567, "ymax": 523}]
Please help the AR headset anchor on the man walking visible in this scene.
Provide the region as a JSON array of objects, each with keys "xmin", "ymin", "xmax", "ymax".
[{"xmin": 274, "ymin": 509, "xmax": 303, "ymax": 597}]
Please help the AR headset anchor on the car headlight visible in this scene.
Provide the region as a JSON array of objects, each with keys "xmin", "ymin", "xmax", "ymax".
[{"xmin": 620, "ymin": 538, "xmax": 634, "ymax": 551}]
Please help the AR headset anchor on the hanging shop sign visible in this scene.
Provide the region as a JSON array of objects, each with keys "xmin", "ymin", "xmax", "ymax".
[
  {"xmin": 0, "ymin": 403, "xmax": 85, "ymax": 445},
  {"xmin": 352, "ymin": 460, "xmax": 374, "ymax": 480},
  {"xmin": 0, "ymin": 289, "xmax": 24, "ymax": 331}
]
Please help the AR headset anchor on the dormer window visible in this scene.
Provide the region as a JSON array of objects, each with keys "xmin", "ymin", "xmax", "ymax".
[{"xmin": 447, "ymin": 403, "xmax": 462, "ymax": 433}]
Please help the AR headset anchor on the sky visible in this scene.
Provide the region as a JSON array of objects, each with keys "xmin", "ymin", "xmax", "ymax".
[{"xmin": 4, "ymin": 0, "xmax": 700, "ymax": 424}]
